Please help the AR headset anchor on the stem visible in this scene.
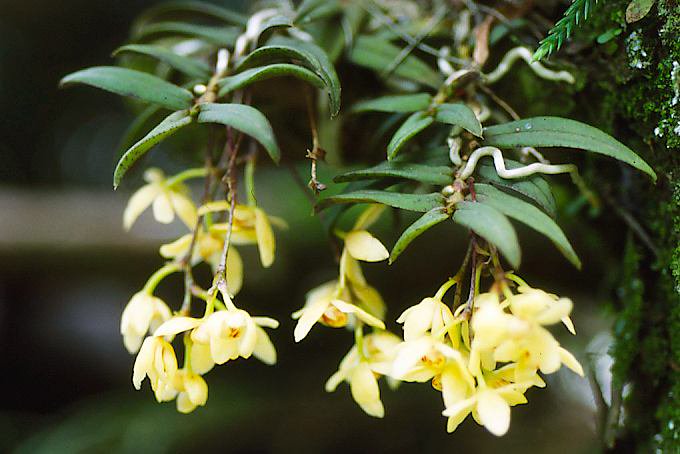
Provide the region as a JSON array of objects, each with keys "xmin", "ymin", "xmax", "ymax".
[
  {"xmin": 142, "ymin": 263, "xmax": 182, "ymax": 294},
  {"xmin": 245, "ymin": 150, "xmax": 257, "ymax": 206},
  {"xmin": 355, "ymin": 322, "xmax": 366, "ymax": 359},
  {"xmin": 165, "ymin": 167, "xmax": 209, "ymax": 187}
]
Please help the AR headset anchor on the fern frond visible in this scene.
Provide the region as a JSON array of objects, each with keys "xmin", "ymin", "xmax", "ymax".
[{"xmin": 533, "ymin": 0, "xmax": 599, "ymax": 61}]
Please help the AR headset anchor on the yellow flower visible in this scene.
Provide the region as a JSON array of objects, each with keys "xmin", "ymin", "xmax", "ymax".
[
  {"xmin": 204, "ymin": 202, "xmax": 286, "ymax": 268},
  {"xmin": 338, "ymin": 205, "xmax": 389, "ymax": 286},
  {"xmin": 159, "ymin": 230, "xmax": 243, "ymax": 296},
  {"xmin": 442, "ymin": 383, "xmax": 526, "ymax": 436},
  {"xmin": 390, "ymin": 336, "xmax": 463, "ymax": 382},
  {"xmin": 173, "ymin": 369, "xmax": 209, "ymax": 414},
  {"xmin": 292, "ymin": 280, "xmax": 385, "ymax": 342},
  {"xmin": 396, "ymin": 297, "xmax": 456, "ymax": 341},
  {"xmin": 509, "ymin": 286, "xmax": 576, "ymax": 334},
  {"xmin": 325, "ymin": 331, "xmax": 401, "ymax": 418},
  {"xmin": 190, "ymin": 309, "xmax": 279, "ymax": 365},
  {"xmin": 132, "ymin": 336, "xmax": 178, "ymax": 400},
  {"xmin": 120, "ymin": 292, "xmax": 172, "ymax": 353},
  {"xmin": 123, "ymin": 168, "xmax": 197, "ymax": 230}
]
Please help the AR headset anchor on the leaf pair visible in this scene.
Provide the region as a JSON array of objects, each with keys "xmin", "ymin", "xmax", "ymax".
[{"xmin": 112, "ymin": 103, "xmax": 280, "ymax": 188}]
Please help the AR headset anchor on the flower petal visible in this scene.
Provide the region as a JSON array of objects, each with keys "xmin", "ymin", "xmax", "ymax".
[
  {"xmin": 477, "ymin": 391, "xmax": 511, "ymax": 436},
  {"xmin": 190, "ymin": 342, "xmax": 215, "ymax": 375},
  {"xmin": 154, "ymin": 317, "xmax": 203, "ymax": 337},
  {"xmin": 226, "ymin": 247, "xmax": 244, "ymax": 296},
  {"xmin": 169, "ymin": 191, "xmax": 198, "ymax": 229},
  {"xmin": 332, "ymin": 300, "xmax": 385, "ymax": 329},
  {"xmin": 345, "ymin": 230, "xmax": 389, "ymax": 262},
  {"xmin": 559, "ymin": 347, "xmax": 584, "ymax": 376},
  {"xmin": 123, "ymin": 184, "xmax": 160, "ymax": 230},
  {"xmin": 293, "ymin": 298, "xmax": 330, "ymax": 342},
  {"xmin": 152, "ymin": 192, "xmax": 175, "ymax": 224},
  {"xmin": 252, "ymin": 326, "xmax": 277, "ymax": 365},
  {"xmin": 254, "ymin": 208, "xmax": 276, "ymax": 267},
  {"xmin": 350, "ymin": 362, "xmax": 384, "ymax": 418}
]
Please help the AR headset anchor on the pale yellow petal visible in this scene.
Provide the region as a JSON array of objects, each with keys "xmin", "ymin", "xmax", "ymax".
[
  {"xmin": 176, "ymin": 392, "xmax": 197, "ymax": 414},
  {"xmin": 340, "ymin": 249, "xmax": 366, "ymax": 286},
  {"xmin": 190, "ymin": 342, "xmax": 215, "ymax": 375},
  {"xmin": 345, "ymin": 230, "xmax": 389, "ymax": 262},
  {"xmin": 253, "ymin": 316, "xmax": 280, "ymax": 329},
  {"xmin": 350, "ymin": 362, "xmax": 384, "ymax": 418},
  {"xmin": 325, "ymin": 370, "xmax": 346, "ymax": 392},
  {"xmin": 331, "ymin": 300, "xmax": 385, "ymax": 329},
  {"xmin": 159, "ymin": 234, "xmax": 192, "ymax": 259},
  {"xmin": 226, "ymin": 247, "xmax": 243, "ymax": 296},
  {"xmin": 169, "ymin": 191, "xmax": 198, "ymax": 229},
  {"xmin": 559, "ymin": 347, "xmax": 584, "ymax": 376},
  {"xmin": 154, "ymin": 317, "xmax": 203, "ymax": 337},
  {"xmin": 184, "ymin": 373, "xmax": 208, "ymax": 406},
  {"xmin": 144, "ymin": 168, "xmax": 165, "ymax": 183},
  {"xmin": 132, "ymin": 337, "xmax": 155, "ymax": 389},
  {"xmin": 198, "ymin": 200, "xmax": 230, "ymax": 215},
  {"xmin": 254, "ymin": 208, "xmax": 275, "ymax": 267},
  {"xmin": 210, "ymin": 336, "xmax": 238, "ymax": 364},
  {"xmin": 152, "ymin": 192, "xmax": 175, "ymax": 224},
  {"xmin": 293, "ymin": 298, "xmax": 329, "ymax": 342},
  {"xmin": 238, "ymin": 315, "xmax": 258, "ymax": 358},
  {"xmin": 252, "ymin": 326, "xmax": 277, "ymax": 365},
  {"xmin": 123, "ymin": 184, "xmax": 160, "ymax": 230},
  {"xmin": 352, "ymin": 284, "xmax": 386, "ymax": 321},
  {"xmin": 442, "ymin": 398, "xmax": 475, "ymax": 433},
  {"xmin": 561, "ymin": 316, "xmax": 576, "ymax": 335},
  {"xmin": 477, "ymin": 391, "xmax": 511, "ymax": 436}
]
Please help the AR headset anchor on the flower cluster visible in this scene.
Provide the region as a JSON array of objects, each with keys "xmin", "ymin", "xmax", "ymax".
[
  {"xmin": 119, "ymin": 168, "xmax": 282, "ymax": 413},
  {"xmin": 323, "ymin": 274, "xmax": 584, "ymax": 436}
]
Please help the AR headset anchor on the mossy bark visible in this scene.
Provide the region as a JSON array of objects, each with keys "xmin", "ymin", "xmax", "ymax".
[{"xmin": 574, "ymin": 0, "xmax": 680, "ymax": 451}]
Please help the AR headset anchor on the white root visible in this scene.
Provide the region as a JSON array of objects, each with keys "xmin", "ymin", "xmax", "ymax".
[
  {"xmin": 458, "ymin": 146, "xmax": 577, "ymax": 180},
  {"xmin": 483, "ymin": 47, "xmax": 575, "ymax": 85}
]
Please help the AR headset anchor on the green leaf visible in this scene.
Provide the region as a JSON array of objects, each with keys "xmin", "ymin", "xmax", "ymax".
[
  {"xmin": 625, "ymin": 0, "xmax": 655, "ymax": 23},
  {"xmin": 482, "ymin": 117, "xmax": 656, "ymax": 181},
  {"xmin": 452, "ymin": 201, "xmax": 521, "ymax": 269},
  {"xmin": 134, "ymin": 22, "xmax": 240, "ymax": 46},
  {"xmin": 60, "ymin": 66, "xmax": 194, "ymax": 110},
  {"xmin": 434, "ymin": 103, "xmax": 483, "ymax": 137},
  {"xmin": 137, "ymin": 1, "xmax": 248, "ymax": 26},
  {"xmin": 390, "ymin": 208, "xmax": 450, "ymax": 263},
  {"xmin": 476, "ymin": 158, "xmax": 557, "ymax": 217},
  {"xmin": 349, "ymin": 35, "xmax": 442, "ymax": 89},
  {"xmin": 197, "ymin": 103, "xmax": 280, "ymax": 163},
  {"xmin": 113, "ymin": 110, "xmax": 193, "ymax": 188},
  {"xmin": 258, "ymin": 15, "xmax": 293, "ymax": 37},
  {"xmin": 218, "ymin": 64, "xmax": 325, "ymax": 97},
  {"xmin": 475, "ymin": 184, "xmax": 581, "ymax": 268},
  {"xmin": 113, "ymin": 44, "xmax": 211, "ymax": 79},
  {"xmin": 387, "ymin": 112, "xmax": 434, "ymax": 160},
  {"xmin": 317, "ymin": 190, "xmax": 444, "ymax": 213},
  {"xmin": 238, "ymin": 38, "xmax": 341, "ymax": 116},
  {"xmin": 352, "ymin": 93, "xmax": 432, "ymax": 114},
  {"xmin": 334, "ymin": 162, "xmax": 452, "ymax": 185},
  {"xmin": 295, "ymin": 0, "xmax": 342, "ymax": 24}
]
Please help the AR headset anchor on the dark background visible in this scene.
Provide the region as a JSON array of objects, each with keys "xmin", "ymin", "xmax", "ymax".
[{"xmin": 0, "ymin": 1, "xmax": 613, "ymax": 452}]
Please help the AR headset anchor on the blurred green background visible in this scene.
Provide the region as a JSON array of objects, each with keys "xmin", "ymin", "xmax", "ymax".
[{"xmin": 0, "ymin": 1, "xmax": 619, "ymax": 452}]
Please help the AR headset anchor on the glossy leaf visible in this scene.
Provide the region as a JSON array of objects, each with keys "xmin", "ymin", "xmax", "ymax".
[
  {"xmin": 60, "ymin": 66, "xmax": 194, "ymax": 110},
  {"xmin": 197, "ymin": 103, "xmax": 280, "ymax": 163},
  {"xmin": 390, "ymin": 208, "xmax": 450, "ymax": 263},
  {"xmin": 475, "ymin": 184, "xmax": 581, "ymax": 268},
  {"xmin": 434, "ymin": 103, "xmax": 483, "ymax": 137},
  {"xmin": 482, "ymin": 117, "xmax": 656, "ymax": 181},
  {"xmin": 135, "ymin": 22, "xmax": 240, "ymax": 46},
  {"xmin": 476, "ymin": 158, "xmax": 556, "ymax": 217},
  {"xmin": 317, "ymin": 190, "xmax": 444, "ymax": 213},
  {"xmin": 452, "ymin": 201, "xmax": 520, "ymax": 269},
  {"xmin": 113, "ymin": 110, "xmax": 193, "ymax": 188},
  {"xmin": 238, "ymin": 38, "xmax": 341, "ymax": 116},
  {"xmin": 334, "ymin": 162, "xmax": 452, "ymax": 185},
  {"xmin": 113, "ymin": 44, "xmax": 211, "ymax": 79},
  {"xmin": 387, "ymin": 112, "xmax": 434, "ymax": 160},
  {"xmin": 352, "ymin": 93, "xmax": 432, "ymax": 114},
  {"xmin": 349, "ymin": 35, "xmax": 442, "ymax": 89},
  {"xmin": 218, "ymin": 64, "xmax": 324, "ymax": 97},
  {"xmin": 137, "ymin": 1, "xmax": 248, "ymax": 26}
]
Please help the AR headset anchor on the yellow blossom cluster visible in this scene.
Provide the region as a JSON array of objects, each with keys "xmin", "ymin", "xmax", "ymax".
[
  {"xmin": 120, "ymin": 168, "xmax": 282, "ymax": 413},
  {"xmin": 324, "ymin": 277, "xmax": 584, "ymax": 436}
]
